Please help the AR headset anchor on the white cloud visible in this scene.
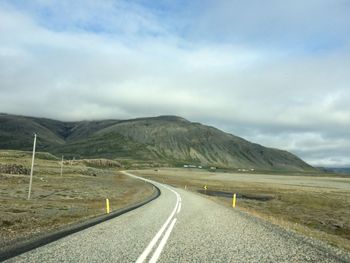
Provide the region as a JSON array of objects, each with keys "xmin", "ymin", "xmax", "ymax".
[{"xmin": 0, "ymin": 1, "xmax": 350, "ymax": 166}]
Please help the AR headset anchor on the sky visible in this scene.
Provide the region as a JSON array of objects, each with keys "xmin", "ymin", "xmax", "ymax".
[{"xmin": 0, "ymin": 0, "xmax": 350, "ymax": 167}]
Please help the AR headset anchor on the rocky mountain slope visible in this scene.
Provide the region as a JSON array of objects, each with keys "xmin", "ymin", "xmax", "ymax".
[{"xmin": 0, "ymin": 113, "xmax": 314, "ymax": 171}]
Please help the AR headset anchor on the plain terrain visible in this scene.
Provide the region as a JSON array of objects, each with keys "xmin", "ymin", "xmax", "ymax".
[
  {"xmin": 8, "ymin": 173, "xmax": 350, "ymax": 263},
  {"xmin": 133, "ymin": 168, "xmax": 350, "ymax": 251},
  {"xmin": 0, "ymin": 150, "xmax": 155, "ymax": 251}
]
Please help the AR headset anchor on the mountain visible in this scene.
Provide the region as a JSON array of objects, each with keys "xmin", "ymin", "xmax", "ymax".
[
  {"xmin": 0, "ymin": 113, "xmax": 315, "ymax": 171},
  {"xmin": 318, "ymin": 167, "xmax": 350, "ymax": 175}
]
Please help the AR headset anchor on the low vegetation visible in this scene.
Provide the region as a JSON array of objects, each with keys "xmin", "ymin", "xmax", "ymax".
[
  {"xmin": 133, "ymin": 168, "xmax": 350, "ymax": 252},
  {"xmin": 0, "ymin": 150, "xmax": 155, "ymax": 251}
]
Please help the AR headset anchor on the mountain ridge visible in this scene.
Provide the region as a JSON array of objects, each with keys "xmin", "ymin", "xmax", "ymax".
[{"xmin": 0, "ymin": 113, "xmax": 315, "ymax": 171}]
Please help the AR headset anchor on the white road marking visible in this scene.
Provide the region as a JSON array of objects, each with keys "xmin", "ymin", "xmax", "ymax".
[
  {"xmin": 121, "ymin": 171, "xmax": 181, "ymax": 263},
  {"xmin": 177, "ymin": 201, "xmax": 182, "ymax": 214},
  {"xmin": 149, "ymin": 218, "xmax": 177, "ymax": 263}
]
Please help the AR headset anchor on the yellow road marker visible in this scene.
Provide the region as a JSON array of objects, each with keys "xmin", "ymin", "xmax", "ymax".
[
  {"xmin": 106, "ymin": 198, "xmax": 110, "ymax": 214},
  {"xmin": 232, "ymin": 193, "xmax": 236, "ymax": 208},
  {"xmin": 204, "ymin": 185, "xmax": 207, "ymax": 190}
]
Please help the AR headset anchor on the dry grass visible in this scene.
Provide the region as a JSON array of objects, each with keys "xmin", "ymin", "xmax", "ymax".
[
  {"xmin": 132, "ymin": 168, "xmax": 350, "ymax": 252},
  {"xmin": 0, "ymin": 150, "xmax": 154, "ymax": 249}
]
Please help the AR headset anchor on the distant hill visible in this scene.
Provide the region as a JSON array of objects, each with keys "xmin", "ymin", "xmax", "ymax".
[
  {"xmin": 0, "ymin": 113, "xmax": 315, "ymax": 171},
  {"xmin": 318, "ymin": 167, "xmax": 350, "ymax": 175}
]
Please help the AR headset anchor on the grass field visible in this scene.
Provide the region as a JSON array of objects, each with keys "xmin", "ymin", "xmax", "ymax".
[
  {"xmin": 2, "ymin": 149, "xmax": 349, "ymax": 252},
  {"xmin": 0, "ymin": 150, "xmax": 155, "ymax": 250},
  {"xmin": 132, "ymin": 168, "xmax": 350, "ymax": 251}
]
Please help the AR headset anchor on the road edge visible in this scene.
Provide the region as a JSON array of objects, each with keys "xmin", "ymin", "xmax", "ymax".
[
  {"xmin": 0, "ymin": 179, "xmax": 161, "ymax": 262},
  {"xmin": 192, "ymin": 189, "xmax": 350, "ymax": 262}
]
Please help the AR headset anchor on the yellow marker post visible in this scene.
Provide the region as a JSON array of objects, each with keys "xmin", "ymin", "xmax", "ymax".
[
  {"xmin": 204, "ymin": 185, "xmax": 207, "ymax": 190},
  {"xmin": 232, "ymin": 193, "xmax": 236, "ymax": 208},
  {"xmin": 106, "ymin": 198, "xmax": 110, "ymax": 214}
]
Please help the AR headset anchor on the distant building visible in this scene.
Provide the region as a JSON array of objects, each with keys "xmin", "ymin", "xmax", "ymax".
[{"xmin": 184, "ymin": 164, "xmax": 202, "ymax": 169}]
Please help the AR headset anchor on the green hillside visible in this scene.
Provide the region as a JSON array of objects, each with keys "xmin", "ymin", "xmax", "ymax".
[{"xmin": 0, "ymin": 113, "xmax": 315, "ymax": 171}]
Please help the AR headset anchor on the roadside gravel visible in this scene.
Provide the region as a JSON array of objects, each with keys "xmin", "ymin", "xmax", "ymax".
[
  {"xmin": 5, "ymin": 174, "xmax": 350, "ymax": 263},
  {"xmin": 161, "ymin": 188, "xmax": 350, "ymax": 262}
]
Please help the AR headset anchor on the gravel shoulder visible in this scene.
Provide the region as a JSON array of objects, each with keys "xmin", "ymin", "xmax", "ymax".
[
  {"xmin": 133, "ymin": 168, "xmax": 350, "ymax": 251},
  {"xmin": 162, "ymin": 188, "xmax": 350, "ymax": 262},
  {"xmin": 5, "ymin": 172, "xmax": 350, "ymax": 262},
  {"xmin": 4, "ymin": 174, "xmax": 177, "ymax": 263}
]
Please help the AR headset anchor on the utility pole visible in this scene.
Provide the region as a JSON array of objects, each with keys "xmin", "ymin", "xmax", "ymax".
[
  {"xmin": 60, "ymin": 155, "xmax": 64, "ymax": 176},
  {"xmin": 27, "ymin": 133, "xmax": 37, "ymax": 200}
]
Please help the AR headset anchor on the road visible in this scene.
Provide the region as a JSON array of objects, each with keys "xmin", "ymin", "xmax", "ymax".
[{"xmin": 5, "ymin": 171, "xmax": 350, "ymax": 263}]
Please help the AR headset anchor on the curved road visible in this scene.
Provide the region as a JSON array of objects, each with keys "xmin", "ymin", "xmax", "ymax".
[{"xmin": 5, "ymin": 171, "xmax": 350, "ymax": 263}]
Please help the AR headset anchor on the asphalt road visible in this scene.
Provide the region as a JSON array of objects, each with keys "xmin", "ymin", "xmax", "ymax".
[{"xmin": 5, "ymin": 171, "xmax": 350, "ymax": 263}]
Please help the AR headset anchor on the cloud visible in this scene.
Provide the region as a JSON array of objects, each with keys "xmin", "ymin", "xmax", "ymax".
[{"xmin": 0, "ymin": 0, "xmax": 350, "ymax": 166}]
